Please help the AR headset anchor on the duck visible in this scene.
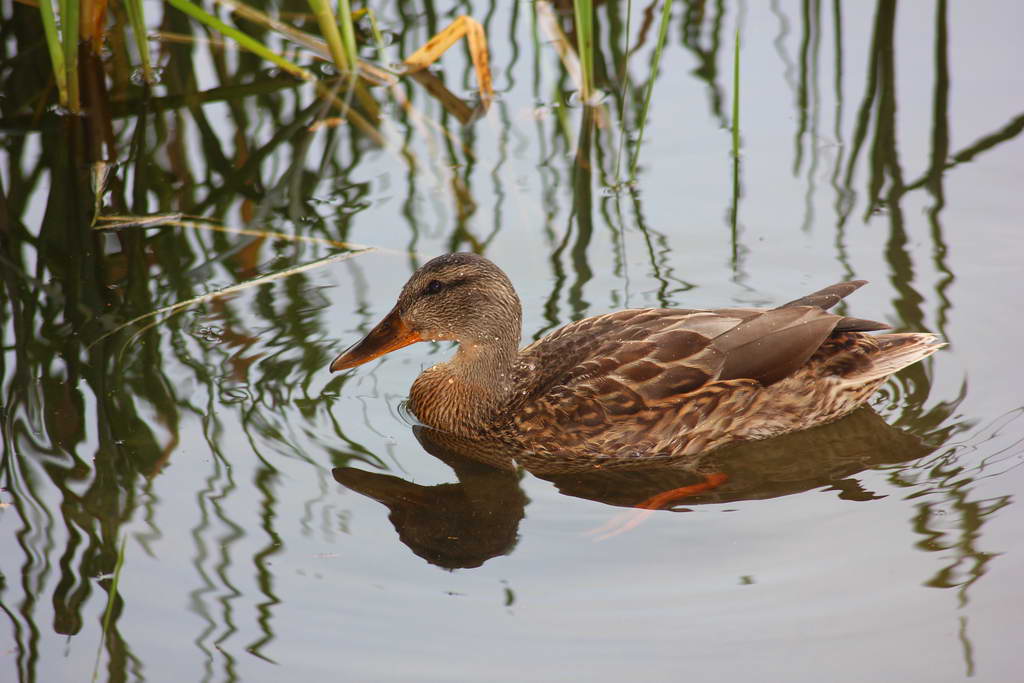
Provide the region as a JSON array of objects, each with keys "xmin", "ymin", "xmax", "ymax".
[{"xmin": 329, "ymin": 253, "xmax": 943, "ymax": 460}]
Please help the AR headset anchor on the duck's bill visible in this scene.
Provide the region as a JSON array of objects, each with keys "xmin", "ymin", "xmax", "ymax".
[{"xmin": 329, "ymin": 309, "xmax": 422, "ymax": 372}]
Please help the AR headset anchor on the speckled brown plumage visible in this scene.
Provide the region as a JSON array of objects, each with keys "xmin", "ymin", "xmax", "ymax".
[{"xmin": 330, "ymin": 253, "xmax": 944, "ymax": 459}]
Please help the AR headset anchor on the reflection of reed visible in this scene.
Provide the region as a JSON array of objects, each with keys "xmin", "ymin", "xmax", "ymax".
[
  {"xmin": 827, "ymin": 0, "xmax": 1024, "ymax": 364},
  {"xmin": 921, "ymin": 0, "xmax": 955, "ymax": 337},
  {"xmin": 679, "ymin": 0, "xmax": 728, "ymax": 126},
  {"xmin": 1, "ymin": 118, "xmax": 148, "ymax": 675},
  {"xmin": 189, "ymin": 442, "xmax": 244, "ymax": 678},
  {"xmin": 0, "ymin": 40, "xmax": 389, "ymax": 677},
  {"xmin": 887, "ymin": 406, "xmax": 1024, "ymax": 677},
  {"xmin": 832, "ymin": 0, "xmax": 1022, "ymax": 265}
]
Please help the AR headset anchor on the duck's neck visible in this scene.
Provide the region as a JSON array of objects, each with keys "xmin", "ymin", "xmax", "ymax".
[{"xmin": 409, "ymin": 339, "xmax": 519, "ymax": 436}]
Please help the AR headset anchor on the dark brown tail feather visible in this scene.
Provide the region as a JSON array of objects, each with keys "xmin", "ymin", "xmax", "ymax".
[
  {"xmin": 779, "ymin": 280, "xmax": 891, "ymax": 333},
  {"xmin": 833, "ymin": 316, "xmax": 891, "ymax": 333},
  {"xmin": 780, "ymin": 280, "xmax": 867, "ymax": 311}
]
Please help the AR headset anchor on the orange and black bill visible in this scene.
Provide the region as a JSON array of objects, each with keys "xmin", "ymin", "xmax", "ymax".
[{"xmin": 329, "ymin": 308, "xmax": 422, "ymax": 372}]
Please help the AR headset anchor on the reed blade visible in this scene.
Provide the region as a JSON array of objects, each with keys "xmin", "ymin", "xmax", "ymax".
[
  {"xmin": 60, "ymin": 0, "xmax": 80, "ymax": 110},
  {"xmin": 307, "ymin": 0, "xmax": 353, "ymax": 72},
  {"xmin": 123, "ymin": 0, "xmax": 155, "ymax": 84},
  {"xmin": 336, "ymin": 0, "xmax": 359, "ymax": 69},
  {"xmin": 572, "ymin": 0, "xmax": 594, "ymax": 102},
  {"xmin": 37, "ymin": 0, "xmax": 69, "ymax": 109}
]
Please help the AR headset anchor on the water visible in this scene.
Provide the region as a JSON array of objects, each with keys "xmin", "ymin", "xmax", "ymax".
[{"xmin": 1, "ymin": 2, "xmax": 1022, "ymax": 681}]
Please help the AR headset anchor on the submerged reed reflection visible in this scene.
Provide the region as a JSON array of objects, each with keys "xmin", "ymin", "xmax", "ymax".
[{"xmin": 898, "ymin": 407, "xmax": 1023, "ymax": 605}]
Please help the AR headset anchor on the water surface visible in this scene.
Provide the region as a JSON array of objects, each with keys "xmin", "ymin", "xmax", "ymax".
[{"xmin": 1, "ymin": 1, "xmax": 1022, "ymax": 681}]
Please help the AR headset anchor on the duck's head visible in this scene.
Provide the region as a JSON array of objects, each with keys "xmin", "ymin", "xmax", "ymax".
[{"xmin": 329, "ymin": 253, "xmax": 523, "ymax": 372}]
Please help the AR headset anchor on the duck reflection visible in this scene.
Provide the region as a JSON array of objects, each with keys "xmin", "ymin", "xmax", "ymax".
[
  {"xmin": 334, "ymin": 406, "xmax": 933, "ymax": 568},
  {"xmin": 333, "ymin": 429, "xmax": 527, "ymax": 570}
]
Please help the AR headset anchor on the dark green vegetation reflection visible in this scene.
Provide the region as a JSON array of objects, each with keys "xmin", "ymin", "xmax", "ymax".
[{"xmin": 2, "ymin": 1, "xmax": 1022, "ymax": 682}]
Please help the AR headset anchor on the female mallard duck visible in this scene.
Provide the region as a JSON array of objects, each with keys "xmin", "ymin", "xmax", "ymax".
[{"xmin": 329, "ymin": 253, "xmax": 942, "ymax": 459}]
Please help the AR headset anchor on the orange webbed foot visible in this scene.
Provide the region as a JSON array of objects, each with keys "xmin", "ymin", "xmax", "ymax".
[{"xmin": 585, "ymin": 472, "xmax": 728, "ymax": 541}]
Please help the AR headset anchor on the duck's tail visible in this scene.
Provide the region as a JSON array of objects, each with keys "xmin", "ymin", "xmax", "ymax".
[{"xmin": 841, "ymin": 332, "xmax": 945, "ymax": 383}]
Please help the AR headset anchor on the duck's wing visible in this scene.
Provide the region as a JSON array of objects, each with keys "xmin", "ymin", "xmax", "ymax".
[
  {"xmin": 516, "ymin": 305, "xmax": 837, "ymax": 405},
  {"xmin": 510, "ymin": 282, "xmax": 889, "ymax": 447}
]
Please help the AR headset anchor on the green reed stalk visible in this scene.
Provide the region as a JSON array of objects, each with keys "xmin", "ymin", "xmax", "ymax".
[
  {"xmin": 308, "ymin": 0, "xmax": 355, "ymax": 73},
  {"xmin": 37, "ymin": 0, "xmax": 69, "ymax": 110},
  {"xmin": 59, "ymin": 0, "xmax": 80, "ymax": 110},
  {"xmin": 123, "ymin": 0, "xmax": 154, "ymax": 84},
  {"xmin": 572, "ymin": 0, "xmax": 594, "ymax": 102},
  {"xmin": 336, "ymin": 0, "xmax": 359, "ymax": 68},
  {"xmin": 629, "ymin": 0, "xmax": 673, "ymax": 178},
  {"xmin": 166, "ymin": 0, "xmax": 314, "ymax": 81},
  {"xmin": 732, "ymin": 27, "xmax": 740, "ymax": 157}
]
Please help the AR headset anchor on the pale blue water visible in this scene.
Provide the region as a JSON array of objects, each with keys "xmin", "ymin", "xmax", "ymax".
[{"xmin": 2, "ymin": 2, "xmax": 1022, "ymax": 681}]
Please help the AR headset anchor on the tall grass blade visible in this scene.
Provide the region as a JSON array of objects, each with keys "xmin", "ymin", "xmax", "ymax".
[
  {"xmin": 37, "ymin": 0, "xmax": 69, "ymax": 109},
  {"xmin": 572, "ymin": 0, "xmax": 594, "ymax": 102},
  {"xmin": 307, "ymin": 0, "xmax": 352, "ymax": 73},
  {"xmin": 336, "ymin": 0, "xmax": 359, "ymax": 69},
  {"xmin": 629, "ymin": 0, "xmax": 673, "ymax": 179},
  {"xmin": 123, "ymin": 0, "xmax": 155, "ymax": 84},
  {"xmin": 60, "ymin": 0, "xmax": 81, "ymax": 110}
]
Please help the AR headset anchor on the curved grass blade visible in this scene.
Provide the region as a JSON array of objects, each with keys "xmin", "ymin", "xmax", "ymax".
[
  {"xmin": 87, "ymin": 248, "xmax": 377, "ymax": 354},
  {"xmin": 93, "ymin": 216, "xmax": 380, "ymax": 254}
]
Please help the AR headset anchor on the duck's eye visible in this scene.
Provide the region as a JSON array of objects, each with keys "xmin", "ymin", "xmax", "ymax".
[{"xmin": 423, "ymin": 279, "xmax": 445, "ymax": 295}]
